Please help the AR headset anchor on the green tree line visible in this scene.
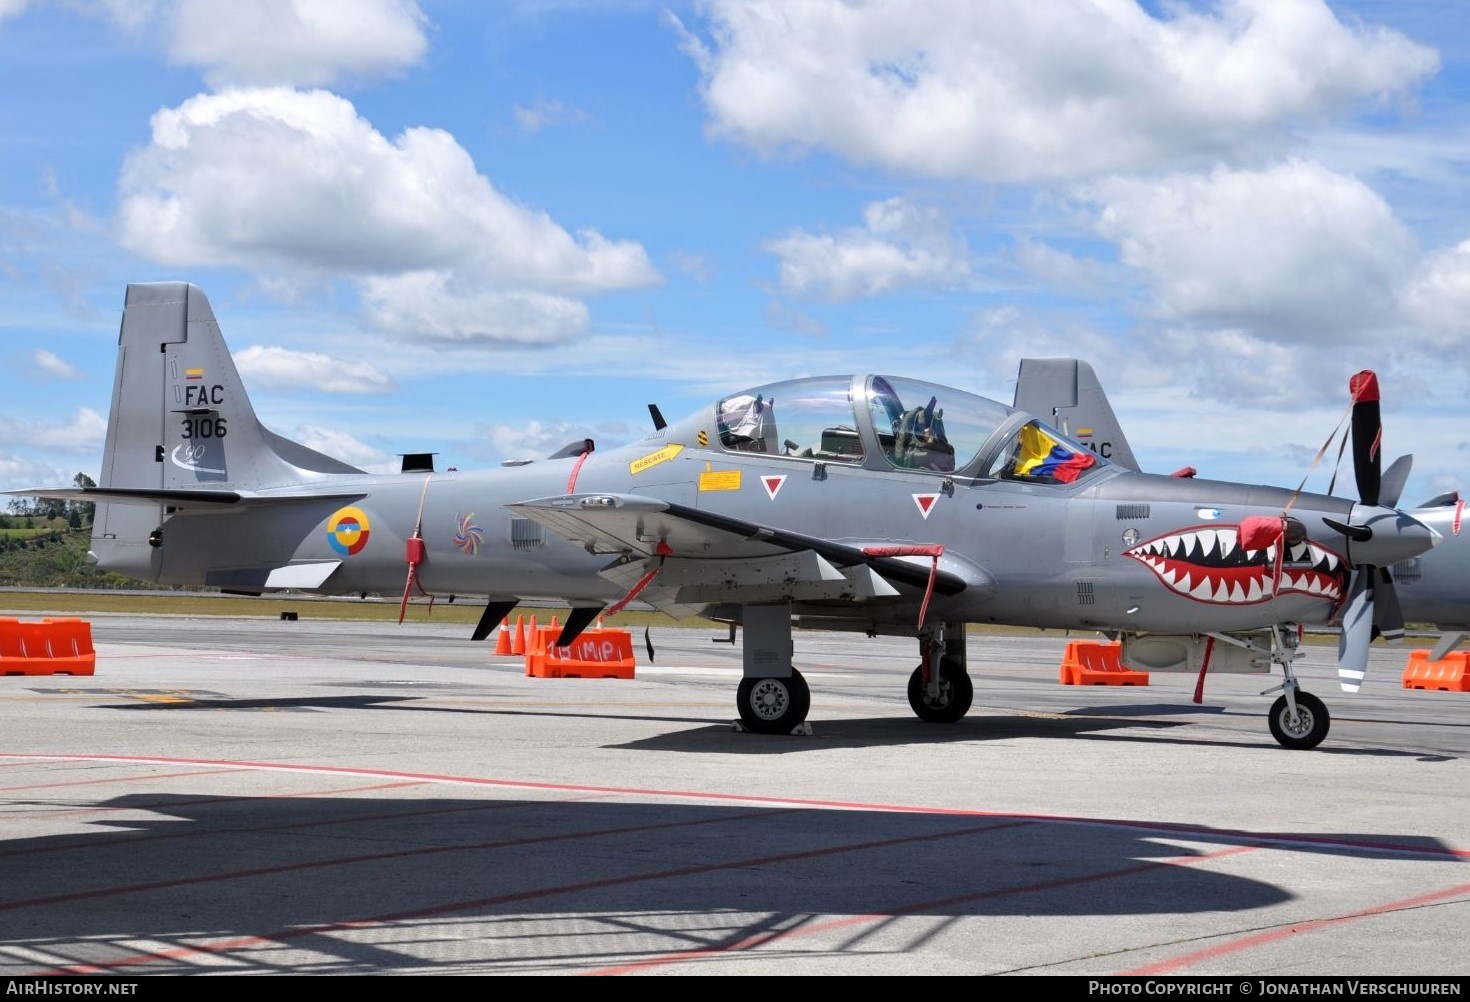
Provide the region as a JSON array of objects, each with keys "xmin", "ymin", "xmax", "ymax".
[{"xmin": 0, "ymin": 472, "xmax": 137, "ymax": 588}]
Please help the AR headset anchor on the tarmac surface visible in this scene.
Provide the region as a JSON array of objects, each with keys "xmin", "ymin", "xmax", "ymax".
[{"xmin": 0, "ymin": 610, "xmax": 1467, "ymax": 978}]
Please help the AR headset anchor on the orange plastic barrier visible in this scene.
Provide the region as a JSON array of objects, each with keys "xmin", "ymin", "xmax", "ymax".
[
  {"xmin": 525, "ymin": 625, "xmax": 636, "ymax": 679},
  {"xmin": 0, "ymin": 617, "xmax": 96, "ymax": 676},
  {"xmin": 1059, "ymin": 640, "xmax": 1149, "ymax": 686},
  {"xmin": 1402, "ymin": 650, "xmax": 1470, "ymax": 692}
]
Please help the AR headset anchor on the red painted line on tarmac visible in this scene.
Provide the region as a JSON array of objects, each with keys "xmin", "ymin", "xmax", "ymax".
[
  {"xmin": 4, "ymin": 789, "xmax": 613, "ymax": 861},
  {"xmin": 1120, "ymin": 879, "xmax": 1470, "ymax": 975},
  {"xmin": 582, "ymin": 844, "xmax": 1261, "ymax": 975},
  {"xmin": 8, "ymin": 753, "xmax": 1467, "ymax": 976},
  {"xmin": 35, "ymin": 816, "xmax": 1024, "ymax": 976},
  {"xmin": 4, "ymin": 804, "xmax": 804, "ymax": 915},
  {"xmin": 0, "ymin": 766, "xmax": 251, "ymax": 793}
]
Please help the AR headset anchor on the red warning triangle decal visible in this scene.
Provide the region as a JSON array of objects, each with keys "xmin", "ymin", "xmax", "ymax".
[
  {"xmin": 763, "ymin": 475, "xmax": 786, "ymax": 500},
  {"xmin": 913, "ymin": 493, "xmax": 939, "ymax": 518}
]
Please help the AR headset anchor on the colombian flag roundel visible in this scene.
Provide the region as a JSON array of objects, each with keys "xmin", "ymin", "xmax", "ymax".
[{"xmin": 326, "ymin": 506, "xmax": 371, "ymax": 556}]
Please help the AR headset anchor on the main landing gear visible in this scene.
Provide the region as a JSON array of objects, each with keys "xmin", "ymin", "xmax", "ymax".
[
  {"xmin": 907, "ymin": 622, "xmax": 973, "ymax": 723},
  {"xmin": 731, "ymin": 605, "xmax": 976, "ymax": 734},
  {"xmin": 736, "ymin": 670, "xmax": 811, "ymax": 734}
]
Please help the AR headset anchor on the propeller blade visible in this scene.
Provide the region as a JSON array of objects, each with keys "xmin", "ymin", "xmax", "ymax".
[
  {"xmin": 1322, "ymin": 516, "xmax": 1371, "ymax": 543},
  {"xmin": 1374, "ymin": 567, "xmax": 1405, "ymax": 643},
  {"xmin": 1337, "ymin": 568, "xmax": 1374, "ymax": 692},
  {"xmin": 1380, "ymin": 455, "xmax": 1412, "ymax": 509},
  {"xmin": 1349, "ymin": 370, "xmax": 1382, "ymax": 506}
]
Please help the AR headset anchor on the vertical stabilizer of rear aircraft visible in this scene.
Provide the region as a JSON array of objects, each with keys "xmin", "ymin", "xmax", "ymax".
[
  {"xmin": 1012, "ymin": 357, "xmax": 1140, "ymax": 472},
  {"xmin": 90, "ymin": 282, "xmax": 365, "ymax": 579}
]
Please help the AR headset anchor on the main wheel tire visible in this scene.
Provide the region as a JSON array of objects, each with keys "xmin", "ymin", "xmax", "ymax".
[
  {"xmin": 1268, "ymin": 691, "xmax": 1330, "ymax": 750},
  {"xmin": 736, "ymin": 668, "xmax": 810, "ymax": 734},
  {"xmin": 907, "ymin": 658, "xmax": 973, "ymax": 723}
]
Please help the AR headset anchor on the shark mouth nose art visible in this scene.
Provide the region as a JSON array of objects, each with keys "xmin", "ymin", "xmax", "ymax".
[{"xmin": 1124, "ymin": 525, "xmax": 1347, "ymax": 605}]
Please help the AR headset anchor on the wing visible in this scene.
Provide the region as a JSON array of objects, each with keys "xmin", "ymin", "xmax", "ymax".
[{"xmin": 508, "ymin": 492, "xmax": 994, "ymax": 618}]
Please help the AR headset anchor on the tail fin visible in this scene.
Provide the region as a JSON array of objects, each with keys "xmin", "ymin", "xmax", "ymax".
[
  {"xmin": 88, "ymin": 282, "xmax": 365, "ymax": 579},
  {"xmin": 107, "ymin": 282, "xmax": 363, "ymax": 492},
  {"xmin": 1012, "ymin": 357, "xmax": 1140, "ymax": 472}
]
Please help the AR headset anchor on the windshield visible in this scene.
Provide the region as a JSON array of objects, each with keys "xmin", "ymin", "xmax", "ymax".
[
  {"xmin": 718, "ymin": 377, "xmax": 861, "ymax": 462},
  {"xmin": 715, "ymin": 373, "xmax": 1106, "ymax": 483},
  {"xmin": 865, "ymin": 375, "xmax": 1013, "ymax": 473}
]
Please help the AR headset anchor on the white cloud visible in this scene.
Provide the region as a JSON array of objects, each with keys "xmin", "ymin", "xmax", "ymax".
[
  {"xmin": 957, "ymin": 305, "xmax": 1134, "ymax": 392},
  {"xmin": 116, "ymin": 88, "xmax": 661, "ymax": 345},
  {"xmin": 233, "ymin": 345, "xmax": 395, "ymax": 393},
  {"xmin": 27, "ymin": 349, "xmax": 83, "ymax": 381},
  {"xmin": 290, "ymin": 424, "xmax": 395, "ymax": 471},
  {"xmin": 0, "ymin": 452, "xmax": 79, "ymax": 493},
  {"xmin": 683, "ymin": 0, "xmax": 1438, "ymax": 181},
  {"xmin": 764, "ymin": 196, "xmax": 972, "ymax": 300},
  {"xmin": 762, "ymin": 300, "xmax": 826, "ymax": 337},
  {"xmin": 1010, "ymin": 237, "xmax": 1112, "ymax": 294},
  {"xmin": 0, "ymin": 408, "xmax": 107, "ymax": 452},
  {"xmin": 513, "ymin": 99, "xmax": 589, "ymax": 133},
  {"xmin": 1401, "ymin": 240, "xmax": 1470, "ymax": 346},
  {"xmin": 162, "ymin": 0, "xmax": 429, "ymax": 88},
  {"xmin": 475, "ymin": 419, "xmax": 600, "ymax": 465},
  {"xmin": 358, "ymin": 273, "xmax": 592, "ymax": 346},
  {"xmin": 1076, "ymin": 160, "xmax": 1418, "ymax": 341},
  {"xmin": 667, "ymin": 249, "xmax": 713, "ymax": 284}
]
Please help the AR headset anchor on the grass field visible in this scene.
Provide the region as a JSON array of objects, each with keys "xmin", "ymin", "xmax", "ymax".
[{"xmin": 0, "ymin": 588, "xmax": 722, "ymax": 632}]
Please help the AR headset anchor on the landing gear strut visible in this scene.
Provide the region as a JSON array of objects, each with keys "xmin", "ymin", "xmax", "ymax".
[
  {"xmin": 906, "ymin": 622, "xmax": 973, "ymax": 723},
  {"xmin": 732, "ymin": 602, "xmax": 813, "ymax": 735},
  {"xmin": 1255, "ymin": 625, "xmax": 1331, "ymax": 750}
]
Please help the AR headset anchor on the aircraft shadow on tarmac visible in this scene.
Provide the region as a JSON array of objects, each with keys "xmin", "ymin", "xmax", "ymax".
[
  {"xmin": 2, "ymin": 790, "xmax": 1457, "ymax": 976},
  {"xmin": 78, "ymin": 689, "xmax": 1450, "ymax": 760}
]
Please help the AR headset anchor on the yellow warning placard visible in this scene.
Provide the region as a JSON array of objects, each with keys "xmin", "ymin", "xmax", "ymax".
[{"xmin": 699, "ymin": 469, "xmax": 741, "ymax": 492}]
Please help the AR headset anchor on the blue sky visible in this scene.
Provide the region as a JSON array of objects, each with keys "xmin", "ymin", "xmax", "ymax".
[{"xmin": 3, "ymin": 0, "xmax": 1469, "ymax": 505}]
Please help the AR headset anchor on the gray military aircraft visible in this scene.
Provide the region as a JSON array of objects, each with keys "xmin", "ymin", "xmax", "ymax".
[
  {"xmin": 8, "ymin": 282, "xmax": 1442, "ymax": 749},
  {"xmin": 1014, "ymin": 357, "xmax": 1470, "ymax": 667}
]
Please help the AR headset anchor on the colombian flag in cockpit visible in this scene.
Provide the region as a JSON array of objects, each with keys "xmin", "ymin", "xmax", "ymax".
[{"xmin": 1015, "ymin": 423, "xmax": 1097, "ymax": 483}]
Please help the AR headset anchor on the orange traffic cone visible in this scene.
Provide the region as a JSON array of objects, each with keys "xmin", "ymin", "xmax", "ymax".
[
  {"xmin": 495, "ymin": 618, "xmax": 511, "ymax": 655},
  {"xmin": 511, "ymin": 614, "xmax": 526, "ymax": 655}
]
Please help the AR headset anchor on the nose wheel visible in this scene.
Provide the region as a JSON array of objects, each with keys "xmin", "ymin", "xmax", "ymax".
[{"xmin": 1268, "ymin": 690, "xmax": 1330, "ymax": 750}]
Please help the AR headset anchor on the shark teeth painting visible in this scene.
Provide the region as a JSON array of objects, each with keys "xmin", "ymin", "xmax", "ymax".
[{"xmin": 1124, "ymin": 525, "xmax": 1348, "ymax": 606}]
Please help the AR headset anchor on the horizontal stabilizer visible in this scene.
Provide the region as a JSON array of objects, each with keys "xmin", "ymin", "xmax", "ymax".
[
  {"xmin": 3, "ymin": 486, "xmax": 366, "ymax": 510},
  {"xmin": 263, "ymin": 561, "xmax": 342, "ymax": 589}
]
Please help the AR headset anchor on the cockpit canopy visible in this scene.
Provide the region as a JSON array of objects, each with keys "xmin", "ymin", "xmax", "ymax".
[{"xmin": 715, "ymin": 374, "xmax": 1106, "ymax": 484}]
